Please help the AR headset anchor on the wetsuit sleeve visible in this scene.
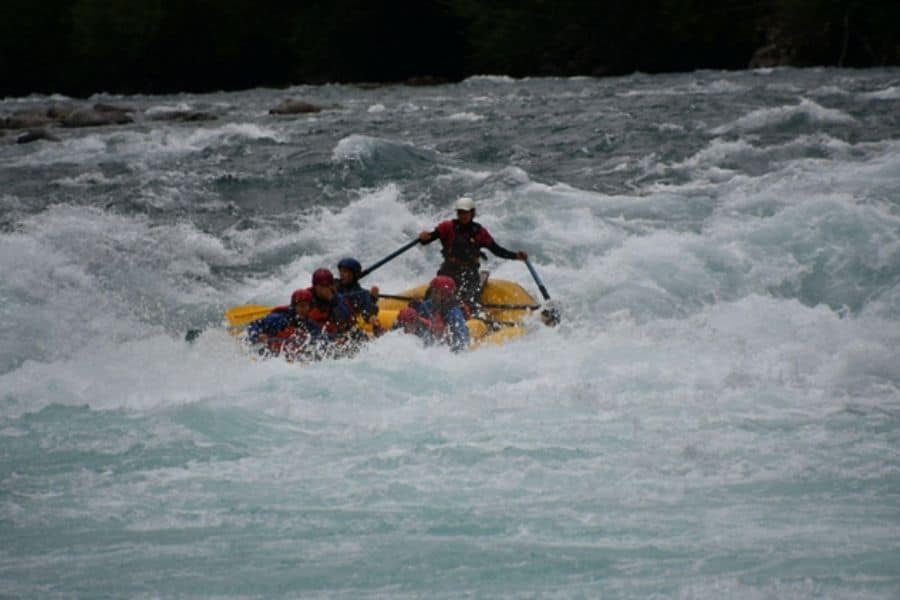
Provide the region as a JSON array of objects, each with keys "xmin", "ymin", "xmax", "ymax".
[
  {"xmin": 485, "ymin": 240, "xmax": 518, "ymax": 260},
  {"xmin": 476, "ymin": 226, "xmax": 518, "ymax": 259},
  {"xmin": 247, "ymin": 312, "xmax": 288, "ymax": 342}
]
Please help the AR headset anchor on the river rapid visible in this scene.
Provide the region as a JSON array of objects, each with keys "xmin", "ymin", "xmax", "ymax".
[{"xmin": 2, "ymin": 68, "xmax": 900, "ymax": 598}]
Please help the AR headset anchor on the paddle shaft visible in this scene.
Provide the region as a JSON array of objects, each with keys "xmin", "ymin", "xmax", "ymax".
[
  {"xmin": 378, "ymin": 294, "xmax": 540, "ymax": 311},
  {"xmin": 524, "ymin": 259, "xmax": 551, "ymax": 301},
  {"xmin": 358, "ymin": 238, "xmax": 420, "ymax": 279},
  {"xmin": 524, "ymin": 259, "xmax": 560, "ymax": 326}
]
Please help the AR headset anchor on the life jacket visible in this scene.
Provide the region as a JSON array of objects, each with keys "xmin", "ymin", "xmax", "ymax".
[
  {"xmin": 256, "ymin": 305, "xmax": 316, "ymax": 355},
  {"xmin": 408, "ymin": 299, "xmax": 450, "ymax": 338},
  {"xmin": 437, "ymin": 220, "xmax": 487, "ymax": 265},
  {"xmin": 307, "ymin": 289, "xmax": 352, "ymax": 334},
  {"xmin": 267, "ymin": 325, "xmax": 308, "ymax": 355},
  {"xmin": 336, "ymin": 281, "xmax": 378, "ymax": 319},
  {"xmin": 308, "ymin": 304, "xmax": 335, "ymax": 333}
]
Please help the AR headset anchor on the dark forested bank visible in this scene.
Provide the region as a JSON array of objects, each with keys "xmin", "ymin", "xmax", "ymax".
[{"xmin": 2, "ymin": 0, "xmax": 899, "ymax": 98}]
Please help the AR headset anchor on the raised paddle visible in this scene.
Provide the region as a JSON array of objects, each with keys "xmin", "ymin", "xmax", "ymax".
[
  {"xmin": 358, "ymin": 238, "xmax": 420, "ymax": 279},
  {"xmin": 524, "ymin": 259, "xmax": 560, "ymax": 326}
]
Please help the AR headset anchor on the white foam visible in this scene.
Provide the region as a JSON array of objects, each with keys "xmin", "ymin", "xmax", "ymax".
[
  {"xmin": 861, "ymin": 85, "xmax": 900, "ymax": 100},
  {"xmin": 463, "ymin": 75, "xmax": 517, "ymax": 84},
  {"xmin": 619, "ymin": 78, "xmax": 747, "ymax": 97},
  {"xmin": 0, "ymin": 204, "xmax": 241, "ymax": 371},
  {"xmin": 0, "ymin": 193, "xmax": 22, "ymax": 211},
  {"xmin": 144, "ymin": 102, "xmax": 194, "ymax": 116},
  {"xmin": 446, "ymin": 112, "xmax": 484, "ymax": 121},
  {"xmin": 8, "ymin": 122, "xmax": 283, "ymax": 168},
  {"xmin": 53, "ymin": 170, "xmax": 126, "ymax": 187},
  {"xmin": 656, "ymin": 122, "xmax": 685, "ymax": 133},
  {"xmin": 332, "ymin": 134, "xmax": 382, "ymax": 161},
  {"xmin": 711, "ymin": 98, "xmax": 856, "ymax": 134},
  {"xmin": 810, "ymin": 85, "xmax": 850, "ymax": 96},
  {"xmin": 0, "ymin": 329, "xmax": 261, "ymax": 417}
]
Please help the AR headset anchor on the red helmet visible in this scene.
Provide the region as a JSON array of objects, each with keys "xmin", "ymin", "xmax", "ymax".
[
  {"xmin": 312, "ymin": 268, "xmax": 334, "ymax": 286},
  {"xmin": 430, "ymin": 275, "xmax": 456, "ymax": 295},
  {"xmin": 290, "ymin": 288, "xmax": 312, "ymax": 305},
  {"xmin": 397, "ymin": 307, "xmax": 418, "ymax": 324}
]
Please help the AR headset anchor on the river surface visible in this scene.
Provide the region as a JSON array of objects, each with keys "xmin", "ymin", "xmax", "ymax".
[{"xmin": 2, "ymin": 68, "xmax": 900, "ymax": 598}]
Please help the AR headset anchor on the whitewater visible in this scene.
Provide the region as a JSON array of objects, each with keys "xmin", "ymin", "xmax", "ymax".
[{"xmin": 1, "ymin": 68, "xmax": 899, "ymax": 598}]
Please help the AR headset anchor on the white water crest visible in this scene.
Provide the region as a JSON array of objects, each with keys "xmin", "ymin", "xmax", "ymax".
[{"xmin": 1, "ymin": 68, "xmax": 899, "ymax": 598}]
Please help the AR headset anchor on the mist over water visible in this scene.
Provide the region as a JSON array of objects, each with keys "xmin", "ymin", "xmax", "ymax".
[{"xmin": 2, "ymin": 68, "xmax": 899, "ymax": 598}]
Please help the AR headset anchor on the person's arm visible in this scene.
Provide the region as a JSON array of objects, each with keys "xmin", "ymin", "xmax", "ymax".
[
  {"xmin": 247, "ymin": 312, "xmax": 286, "ymax": 343},
  {"xmin": 478, "ymin": 227, "xmax": 527, "ymax": 260},
  {"xmin": 418, "ymin": 228, "xmax": 438, "ymax": 244},
  {"xmin": 330, "ymin": 295, "xmax": 355, "ymax": 332},
  {"xmin": 359, "ymin": 289, "xmax": 379, "ymax": 319},
  {"xmin": 485, "ymin": 240, "xmax": 520, "ymax": 260}
]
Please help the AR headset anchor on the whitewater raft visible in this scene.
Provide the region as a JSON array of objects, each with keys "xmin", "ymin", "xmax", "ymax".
[{"xmin": 224, "ymin": 277, "xmax": 550, "ymax": 355}]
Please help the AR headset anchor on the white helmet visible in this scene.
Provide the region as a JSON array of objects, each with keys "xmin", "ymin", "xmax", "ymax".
[{"xmin": 455, "ymin": 196, "xmax": 476, "ymax": 212}]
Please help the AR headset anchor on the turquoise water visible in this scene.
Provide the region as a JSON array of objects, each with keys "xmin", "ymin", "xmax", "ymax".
[{"xmin": 2, "ymin": 68, "xmax": 900, "ymax": 598}]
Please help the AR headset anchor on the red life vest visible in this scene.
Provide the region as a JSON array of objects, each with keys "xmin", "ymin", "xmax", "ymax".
[
  {"xmin": 436, "ymin": 220, "xmax": 493, "ymax": 265},
  {"xmin": 307, "ymin": 289, "xmax": 341, "ymax": 334},
  {"xmin": 259, "ymin": 306, "xmax": 308, "ymax": 354},
  {"xmin": 408, "ymin": 299, "xmax": 449, "ymax": 338},
  {"xmin": 267, "ymin": 326, "xmax": 309, "ymax": 354}
]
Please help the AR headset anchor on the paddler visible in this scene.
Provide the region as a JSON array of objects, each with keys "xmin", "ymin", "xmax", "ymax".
[
  {"xmin": 393, "ymin": 306, "xmax": 434, "ymax": 344},
  {"xmin": 335, "ymin": 257, "xmax": 384, "ymax": 336},
  {"xmin": 399, "ymin": 276, "xmax": 470, "ymax": 352},
  {"xmin": 246, "ymin": 288, "xmax": 320, "ymax": 358},
  {"xmin": 418, "ymin": 196, "xmax": 528, "ymax": 307},
  {"xmin": 307, "ymin": 268, "xmax": 354, "ymax": 336}
]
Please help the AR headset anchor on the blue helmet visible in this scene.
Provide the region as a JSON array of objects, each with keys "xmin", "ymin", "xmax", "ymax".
[{"xmin": 337, "ymin": 257, "xmax": 362, "ymax": 277}]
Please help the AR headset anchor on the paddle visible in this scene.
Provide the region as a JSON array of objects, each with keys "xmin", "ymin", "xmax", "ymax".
[
  {"xmin": 378, "ymin": 293, "xmax": 541, "ymax": 311},
  {"xmin": 185, "ymin": 303, "xmax": 278, "ymax": 342},
  {"xmin": 358, "ymin": 238, "xmax": 420, "ymax": 279},
  {"xmin": 225, "ymin": 304, "xmax": 276, "ymax": 327},
  {"xmin": 524, "ymin": 259, "xmax": 560, "ymax": 326}
]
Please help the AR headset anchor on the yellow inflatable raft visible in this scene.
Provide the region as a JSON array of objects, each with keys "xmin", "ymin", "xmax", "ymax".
[{"xmin": 224, "ymin": 278, "xmax": 542, "ymax": 349}]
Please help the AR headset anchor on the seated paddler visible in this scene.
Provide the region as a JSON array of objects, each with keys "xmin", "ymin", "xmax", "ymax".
[
  {"xmin": 401, "ymin": 276, "xmax": 470, "ymax": 352},
  {"xmin": 246, "ymin": 288, "xmax": 320, "ymax": 357},
  {"xmin": 335, "ymin": 257, "xmax": 384, "ymax": 336},
  {"xmin": 307, "ymin": 268, "xmax": 355, "ymax": 336}
]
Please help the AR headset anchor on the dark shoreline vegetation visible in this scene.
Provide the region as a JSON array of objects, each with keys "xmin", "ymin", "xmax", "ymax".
[{"xmin": 1, "ymin": 0, "xmax": 899, "ymax": 98}]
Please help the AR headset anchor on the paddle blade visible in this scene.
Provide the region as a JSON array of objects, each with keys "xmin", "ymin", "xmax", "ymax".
[
  {"xmin": 540, "ymin": 301, "xmax": 561, "ymax": 327},
  {"xmin": 225, "ymin": 304, "xmax": 274, "ymax": 327}
]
